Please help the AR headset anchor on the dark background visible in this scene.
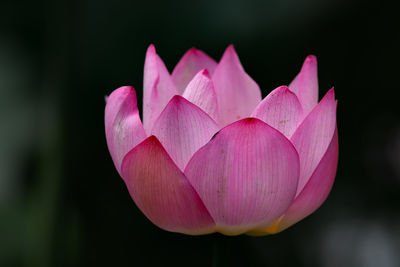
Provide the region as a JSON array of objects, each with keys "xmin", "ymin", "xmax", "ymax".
[{"xmin": 1, "ymin": 0, "xmax": 399, "ymax": 266}]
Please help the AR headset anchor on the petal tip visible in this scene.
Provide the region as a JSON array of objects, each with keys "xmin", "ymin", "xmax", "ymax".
[
  {"xmin": 119, "ymin": 85, "xmax": 135, "ymax": 92},
  {"xmin": 237, "ymin": 117, "xmax": 264, "ymax": 126},
  {"xmin": 243, "ymin": 117, "xmax": 258, "ymax": 123},
  {"xmin": 223, "ymin": 44, "xmax": 237, "ymax": 57},
  {"xmin": 179, "ymin": 47, "xmax": 212, "ymax": 63},
  {"xmin": 200, "ymin": 68, "xmax": 211, "ymax": 78},
  {"xmin": 273, "ymin": 85, "xmax": 300, "ymax": 98},
  {"xmin": 147, "ymin": 44, "xmax": 156, "ymax": 54},
  {"xmin": 305, "ymin": 55, "xmax": 317, "ymax": 63},
  {"xmin": 166, "ymin": 94, "xmax": 212, "ymax": 116},
  {"xmin": 325, "ymin": 87, "xmax": 336, "ymax": 100},
  {"xmin": 166, "ymin": 94, "xmax": 197, "ymax": 110},
  {"xmin": 144, "ymin": 135, "xmax": 164, "ymax": 149},
  {"xmin": 298, "ymin": 55, "xmax": 317, "ymax": 73},
  {"xmin": 188, "ymin": 47, "xmax": 200, "ymax": 54},
  {"xmin": 275, "ymin": 85, "xmax": 290, "ymax": 92},
  {"xmin": 227, "ymin": 44, "xmax": 235, "ymax": 51},
  {"xmin": 108, "ymin": 86, "xmax": 137, "ymax": 101},
  {"xmin": 122, "ymin": 135, "xmax": 162, "ymax": 166},
  {"xmin": 170, "ymin": 94, "xmax": 185, "ymax": 103}
]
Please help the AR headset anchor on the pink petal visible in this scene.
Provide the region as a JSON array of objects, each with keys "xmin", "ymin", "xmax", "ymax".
[
  {"xmin": 151, "ymin": 95, "xmax": 219, "ymax": 170},
  {"xmin": 290, "ymin": 89, "xmax": 337, "ymax": 196},
  {"xmin": 143, "ymin": 44, "xmax": 177, "ymax": 134},
  {"xmin": 184, "ymin": 118, "xmax": 299, "ymax": 235},
  {"xmin": 121, "ymin": 136, "xmax": 215, "ymax": 235},
  {"xmin": 251, "ymin": 86, "xmax": 303, "ymax": 139},
  {"xmin": 105, "ymin": 86, "xmax": 146, "ymax": 175},
  {"xmin": 212, "ymin": 45, "xmax": 262, "ymax": 126},
  {"xmin": 276, "ymin": 127, "xmax": 338, "ymax": 232},
  {"xmin": 289, "ymin": 55, "xmax": 318, "ymax": 115},
  {"xmin": 182, "ymin": 69, "xmax": 219, "ymax": 123},
  {"xmin": 171, "ymin": 48, "xmax": 217, "ymax": 94}
]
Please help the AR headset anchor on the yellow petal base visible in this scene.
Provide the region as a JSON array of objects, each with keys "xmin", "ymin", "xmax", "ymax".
[{"xmin": 246, "ymin": 216, "xmax": 284, "ymax": 236}]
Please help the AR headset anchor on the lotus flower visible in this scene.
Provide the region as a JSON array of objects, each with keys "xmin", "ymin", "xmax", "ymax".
[{"xmin": 105, "ymin": 45, "xmax": 338, "ymax": 236}]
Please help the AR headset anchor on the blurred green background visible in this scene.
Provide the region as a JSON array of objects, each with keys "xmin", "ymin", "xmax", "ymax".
[{"xmin": 1, "ymin": 0, "xmax": 399, "ymax": 266}]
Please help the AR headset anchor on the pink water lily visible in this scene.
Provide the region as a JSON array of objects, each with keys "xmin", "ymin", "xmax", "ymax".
[{"xmin": 105, "ymin": 45, "xmax": 338, "ymax": 236}]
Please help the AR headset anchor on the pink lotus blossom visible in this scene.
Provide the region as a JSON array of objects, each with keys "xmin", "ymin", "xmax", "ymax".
[{"xmin": 105, "ymin": 45, "xmax": 338, "ymax": 236}]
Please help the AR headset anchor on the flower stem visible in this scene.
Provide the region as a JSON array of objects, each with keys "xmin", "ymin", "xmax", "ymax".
[{"xmin": 212, "ymin": 234, "xmax": 231, "ymax": 267}]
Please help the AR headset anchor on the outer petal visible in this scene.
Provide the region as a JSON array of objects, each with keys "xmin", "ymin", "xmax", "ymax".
[
  {"xmin": 248, "ymin": 127, "xmax": 338, "ymax": 235},
  {"xmin": 151, "ymin": 95, "xmax": 219, "ymax": 170},
  {"xmin": 289, "ymin": 55, "xmax": 318, "ymax": 115},
  {"xmin": 105, "ymin": 86, "xmax": 146, "ymax": 175},
  {"xmin": 290, "ymin": 89, "xmax": 337, "ymax": 196},
  {"xmin": 143, "ymin": 44, "xmax": 177, "ymax": 134},
  {"xmin": 277, "ymin": 127, "xmax": 338, "ymax": 232},
  {"xmin": 251, "ymin": 86, "xmax": 303, "ymax": 139},
  {"xmin": 171, "ymin": 48, "xmax": 217, "ymax": 94},
  {"xmin": 121, "ymin": 136, "xmax": 215, "ymax": 235},
  {"xmin": 185, "ymin": 118, "xmax": 299, "ymax": 235},
  {"xmin": 182, "ymin": 69, "xmax": 219, "ymax": 123},
  {"xmin": 212, "ymin": 45, "xmax": 262, "ymax": 126}
]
